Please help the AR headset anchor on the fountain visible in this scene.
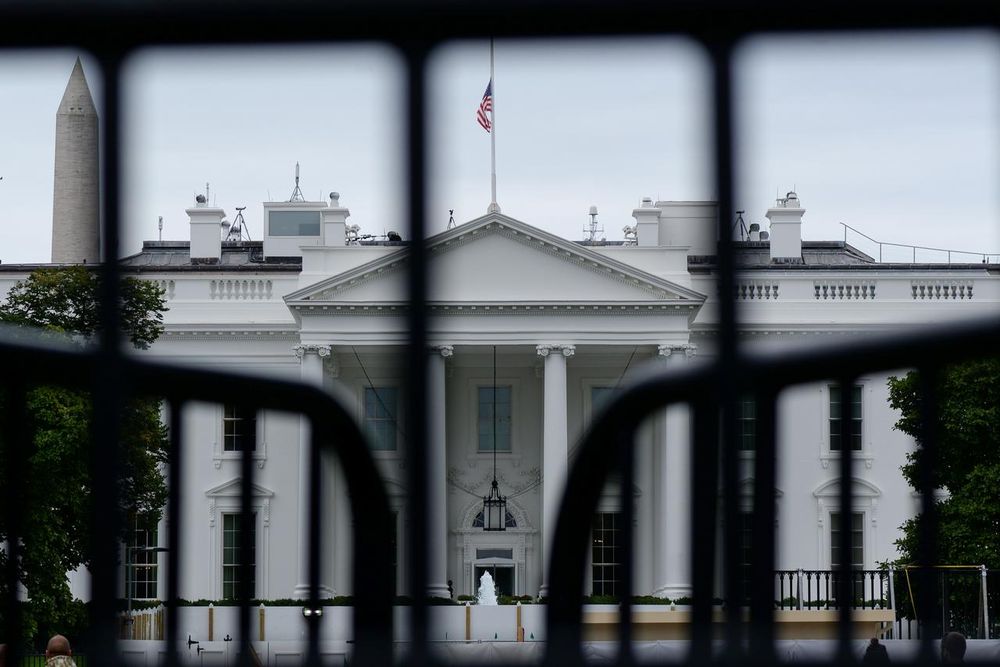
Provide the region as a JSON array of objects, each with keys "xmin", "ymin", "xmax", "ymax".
[{"xmin": 476, "ymin": 570, "xmax": 498, "ymax": 605}]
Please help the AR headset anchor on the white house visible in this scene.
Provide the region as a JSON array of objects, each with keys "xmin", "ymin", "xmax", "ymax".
[{"xmin": 2, "ymin": 65, "xmax": 997, "ymax": 607}]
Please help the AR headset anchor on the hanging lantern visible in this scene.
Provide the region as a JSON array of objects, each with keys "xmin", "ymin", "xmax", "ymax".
[
  {"xmin": 483, "ymin": 479, "xmax": 507, "ymax": 532},
  {"xmin": 482, "ymin": 345, "xmax": 507, "ymax": 531}
]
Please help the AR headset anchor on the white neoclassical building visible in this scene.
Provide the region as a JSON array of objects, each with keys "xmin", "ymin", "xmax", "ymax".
[{"xmin": 5, "ymin": 183, "xmax": 997, "ymax": 604}]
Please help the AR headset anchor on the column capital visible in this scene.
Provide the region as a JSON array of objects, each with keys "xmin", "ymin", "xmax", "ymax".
[
  {"xmin": 293, "ymin": 343, "xmax": 332, "ymax": 359},
  {"xmin": 431, "ymin": 344, "xmax": 454, "ymax": 358},
  {"xmin": 657, "ymin": 343, "xmax": 696, "ymax": 359},
  {"xmin": 536, "ymin": 343, "xmax": 576, "ymax": 358}
]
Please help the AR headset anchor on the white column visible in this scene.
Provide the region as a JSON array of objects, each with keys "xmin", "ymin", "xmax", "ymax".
[
  {"xmin": 653, "ymin": 343, "xmax": 695, "ymax": 599},
  {"xmin": 427, "ymin": 345, "xmax": 453, "ymax": 598},
  {"xmin": 536, "ymin": 343, "xmax": 575, "ymax": 598},
  {"xmin": 293, "ymin": 343, "xmax": 333, "ymax": 598}
]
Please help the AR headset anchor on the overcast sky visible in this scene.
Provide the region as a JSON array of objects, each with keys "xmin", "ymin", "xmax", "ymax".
[{"xmin": 0, "ymin": 33, "xmax": 997, "ymax": 264}]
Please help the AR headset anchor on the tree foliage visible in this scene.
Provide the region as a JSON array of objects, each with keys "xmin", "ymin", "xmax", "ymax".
[
  {"xmin": 0, "ymin": 267, "xmax": 169, "ymax": 647},
  {"xmin": 888, "ymin": 359, "xmax": 1000, "ymax": 635},
  {"xmin": 888, "ymin": 358, "xmax": 1000, "ymax": 567}
]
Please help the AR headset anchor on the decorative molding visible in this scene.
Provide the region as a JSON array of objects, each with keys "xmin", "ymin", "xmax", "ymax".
[
  {"xmin": 736, "ymin": 281, "xmax": 779, "ymax": 300},
  {"xmin": 814, "ymin": 281, "xmax": 876, "ymax": 300},
  {"xmin": 448, "ymin": 466, "xmax": 541, "ymax": 501},
  {"xmin": 293, "ymin": 343, "xmax": 332, "ymax": 359},
  {"xmin": 657, "ymin": 343, "xmax": 697, "ymax": 358},
  {"xmin": 911, "ymin": 280, "xmax": 974, "ymax": 300},
  {"xmin": 432, "ymin": 345, "xmax": 454, "ymax": 358},
  {"xmin": 210, "ymin": 279, "xmax": 274, "ymax": 301},
  {"xmin": 536, "ymin": 343, "xmax": 575, "ymax": 358}
]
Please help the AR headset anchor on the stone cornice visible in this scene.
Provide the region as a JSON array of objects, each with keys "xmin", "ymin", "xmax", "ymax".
[{"xmin": 288, "ymin": 302, "xmax": 698, "ymax": 317}]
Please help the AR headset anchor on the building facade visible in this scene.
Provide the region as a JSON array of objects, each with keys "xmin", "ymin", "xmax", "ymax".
[{"xmin": 5, "ymin": 186, "xmax": 997, "ymax": 604}]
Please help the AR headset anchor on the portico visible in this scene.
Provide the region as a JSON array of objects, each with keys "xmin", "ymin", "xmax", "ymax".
[{"xmin": 283, "ymin": 213, "xmax": 706, "ymax": 597}]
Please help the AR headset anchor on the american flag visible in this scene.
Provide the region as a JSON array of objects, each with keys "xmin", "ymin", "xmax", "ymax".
[{"xmin": 476, "ymin": 81, "xmax": 493, "ymax": 133}]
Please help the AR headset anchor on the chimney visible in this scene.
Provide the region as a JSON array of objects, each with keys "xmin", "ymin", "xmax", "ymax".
[
  {"xmin": 766, "ymin": 191, "xmax": 804, "ymax": 263},
  {"xmin": 631, "ymin": 197, "xmax": 660, "ymax": 247},
  {"xmin": 657, "ymin": 201, "xmax": 717, "ymax": 255},
  {"xmin": 322, "ymin": 192, "xmax": 350, "ymax": 245},
  {"xmin": 187, "ymin": 196, "xmax": 225, "ymax": 262}
]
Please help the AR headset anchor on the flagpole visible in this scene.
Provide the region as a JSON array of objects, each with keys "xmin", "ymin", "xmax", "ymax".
[{"xmin": 488, "ymin": 39, "xmax": 500, "ymax": 213}]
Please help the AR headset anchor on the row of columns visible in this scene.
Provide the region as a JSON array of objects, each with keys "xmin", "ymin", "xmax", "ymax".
[{"xmin": 291, "ymin": 341, "xmax": 694, "ymax": 599}]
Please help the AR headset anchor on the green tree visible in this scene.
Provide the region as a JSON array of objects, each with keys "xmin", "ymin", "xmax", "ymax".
[
  {"xmin": 888, "ymin": 359, "xmax": 1000, "ymax": 634},
  {"xmin": 0, "ymin": 266, "xmax": 169, "ymax": 646}
]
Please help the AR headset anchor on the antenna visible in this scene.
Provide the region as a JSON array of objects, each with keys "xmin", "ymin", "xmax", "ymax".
[
  {"xmin": 225, "ymin": 206, "xmax": 251, "ymax": 242},
  {"xmin": 733, "ymin": 210, "xmax": 750, "ymax": 241},
  {"xmin": 583, "ymin": 205, "xmax": 604, "ymax": 244},
  {"xmin": 447, "ymin": 209, "xmax": 456, "ymax": 229},
  {"xmin": 158, "ymin": 216, "xmax": 163, "ymax": 242},
  {"xmin": 289, "ymin": 162, "xmax": 305, "ymax": 202},
  {"xmin": 206, "ymin": 182, "xmax": 210, "ymax": 205}
]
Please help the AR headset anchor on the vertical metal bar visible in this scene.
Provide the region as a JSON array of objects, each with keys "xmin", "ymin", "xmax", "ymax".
[
  {"xmin": 403, "ymin": 43, "xmax": 430, "ymax": 659},
  {"xmin": 306, "ymin": 427, "xmax": 323, "ymax": 664},
  {"xmin": 836, "ymin": 377, "xmax": 856, "ymax": 661},
  {"xmin": 238, "ymin": 407, "xmax": 255, "ymax": 667},
  {"xmin": 689, "ymin": 399, "xmax": 719, "ymax": 660},
  {"xmin": 709, "ymin": 37, "xmax": 741, "ymax": 659},
  {"xmin": 1, "ymin": 379, "xmax": 27, "ymax": 666},
  {"xmin": 916, "ymin": 367, "xmax": 940, "ymax": 659},
  {"xmin": 617, "ymin": 428, "xmax": 635, "ymax": 663},
  {"xmin": 749, "ymin": 387, "xmax": 777, "ymax": 660},
  {"xmin": 91, "ymin": 51, "xmax": 125, "ymax": 667},
  {"xmin": 165, "ymin": 399, "xmax": 183, "ymax": 667}
]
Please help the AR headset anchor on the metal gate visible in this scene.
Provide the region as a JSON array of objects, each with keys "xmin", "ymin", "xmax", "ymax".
[{"xmin": 1, "ymin": 2, "xmax": 998, "ymax": 666}]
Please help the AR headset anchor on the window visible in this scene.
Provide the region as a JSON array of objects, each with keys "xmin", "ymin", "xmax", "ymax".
[
  {"xmin": 830, "ymin": 511, "xmax": 864, "ymax": 569},
  {"xmin": 364, "ymin": 387, "xmax": 398, "ymax": 451},
  {"xmin": 829, "ymin": 385, "xmax": 862, "ymax": 451},
  {"xmin": 738, "ymin": 394, "xmax": 756, "ymax": 451},
  {"xmin": 590, "ymin": 386, "xmax": 617, "ymax": 416},
  {"xmin": 127, "ymin": 515, "xmax": 159, "ymax": 600},
  {"xmin": 223, "ymin": 404, "xmax": 257, "ymax": 452},
  {"xmin": 591, "ymin": 512, "xmax": 622, "ymax": 597},
  {"xmin": 222, "ymin": 512, "xmax": 257, "ymax": 600},
  {"xmin": 478, "ymin": 385, "xmax": 511, "ymax": 452},
  {"xmin": 267, "ymin": 211, "xmax": 321, "ymax": 236},
  {"xmin": 472, "ymin": 508, "xmax": 517, "ymax": 528}
]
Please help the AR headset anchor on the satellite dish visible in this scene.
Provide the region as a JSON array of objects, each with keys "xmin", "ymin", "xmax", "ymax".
[
  {"xmin": 387, "ymin": 231, "xmax": 402, "ymax": 242},
  {"xmin": 195, "ymin": 194, "xmax": 207, "ymax": 204}
]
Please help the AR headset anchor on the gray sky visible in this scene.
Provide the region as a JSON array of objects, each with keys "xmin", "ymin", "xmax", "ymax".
[{"xmin": 0, "ymin": 33, "xmax": 997, "ymax": 264}]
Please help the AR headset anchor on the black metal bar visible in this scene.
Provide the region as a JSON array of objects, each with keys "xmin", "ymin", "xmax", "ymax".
[
  {"xmin": 89, "ymin": 50, "xmax": 125, "ymax": 667},
  {"xmin": 917, "ymin": 366, "xmax": 941, "ymax": 659},
  {"xmin": 836, "ymin": 376, "xmax": 856, "ymax": 661},
  {"xmin": 750, "ymin": 387, "xmax": 777, "ymax": 660},
  {"xmin": 1, "ymin": 379, "xmax": 27, "ymax": 665},
  {"xmin": 403, "ymin": 42, "xmax": 431, "ymax": 661},
  {"xmin": 690, "ymin": 398, "xmax": 720, "ymax": 660},
  {"xmin": 238, "ymin": 407, "xmax": 254, "ymax": 667},
  {"xmin": 617, "ymin": 428, "xmax": 635, "ymax": 664},
  {"xmin": 306, "ymin": 427, "xmax": 322, "ymax": 665},
  {"xmin": 165, "ymin": 399, "xmax": 184, "ymax": 667}
]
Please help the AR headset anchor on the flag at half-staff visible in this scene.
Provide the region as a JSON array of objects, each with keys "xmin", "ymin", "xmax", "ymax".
[{"xmin": 477, "ymin": 81, "xmax": 493, "ymax": 133}]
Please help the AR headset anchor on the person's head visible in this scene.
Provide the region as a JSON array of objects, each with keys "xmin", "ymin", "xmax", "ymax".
[
  {"xmin": 45, "ymin": 635, "xmax": 71, "ymax": 659},
  {"xmin": 941, "ymin": 631, "xmax": 966, "ymax": 663}
]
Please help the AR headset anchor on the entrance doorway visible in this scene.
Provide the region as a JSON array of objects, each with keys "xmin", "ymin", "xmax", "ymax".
[{"xmin": 473, "ymin": 563, "xmax": 515, "ymax": 599}]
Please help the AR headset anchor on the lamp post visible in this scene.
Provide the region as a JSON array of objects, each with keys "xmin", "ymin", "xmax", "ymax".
[{"xmin": 126, "ymin": 545, "xmax": 169, "ymax": 639}]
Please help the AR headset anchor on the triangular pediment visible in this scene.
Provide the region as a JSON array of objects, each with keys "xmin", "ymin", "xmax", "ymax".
[
  {"xmin": 205, "ymin": 477, "xmax": 275, "ymax": 498},
  {"xmin": 285, "ymin": 214, "xmax": 705, "ymax": 308}
]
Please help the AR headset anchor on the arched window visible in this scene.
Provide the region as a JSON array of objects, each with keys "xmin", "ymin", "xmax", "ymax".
[{"xmin": 472, "ymin": 508, "xmax": 517, "ymax": 529}]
